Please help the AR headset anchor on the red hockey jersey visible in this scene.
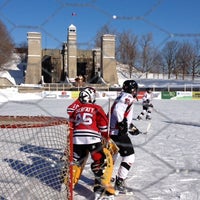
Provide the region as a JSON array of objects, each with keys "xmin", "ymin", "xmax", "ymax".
[
  {"xmin": 71, "ymin": 103, "xmax": 109, "ymax": 144},
  {"xmin": 67, "ymin": 98, "xmax": 83, "ymax": 118}
]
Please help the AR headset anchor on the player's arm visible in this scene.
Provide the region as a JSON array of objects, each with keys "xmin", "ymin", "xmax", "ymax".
[
  {"xmin": 129, "ymin": 123, "xmax": 140, "ymax": 135},
  {"xmin": 96, "ymin": 106, "xmax": 110, "ymax": 139},
  {"xmin": 115, "ymin": 98, "xmax": 133, "ymax": 135}
]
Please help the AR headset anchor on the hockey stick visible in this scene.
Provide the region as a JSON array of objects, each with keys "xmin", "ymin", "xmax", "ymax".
[
  {"xmin": 129, "ymin": 121, "xmax": 151, "ymax": 135},
  {"xmin": 107, "ymin": 97, "xmax": 111, "ymax": 134},
  {"xmin": 139, "ymin": 122, "xmax": 151, "ymax": 135},
  {"xmin": 107, "ymin": 98, "xmax": 119, "ymax": 154}
]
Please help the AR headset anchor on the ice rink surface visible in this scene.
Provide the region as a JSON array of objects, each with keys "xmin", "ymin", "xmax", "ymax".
[{"xmin": 0, "ymin": 99, "xmax": 200, "ymax": 200}]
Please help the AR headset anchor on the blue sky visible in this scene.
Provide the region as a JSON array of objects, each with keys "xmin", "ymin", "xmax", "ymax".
[{"xmin": 0, "ymin": 0, "xmax": 200, "ymax": 50}]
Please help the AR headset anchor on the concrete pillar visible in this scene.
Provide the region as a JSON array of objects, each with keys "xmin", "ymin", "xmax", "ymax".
[
  {"xmin": 101, "ymin": 34, "xmax": 118, "ymax": 85},
  {"xmin": 25, "ymin": 32, "xmax": 42, "ymax": 84},
  {"xmin": 93, "ymin": 48, "xmax": 101, "ymax": 76},
  {"xmin": 63, "ymin": 43, "xmax": 68, "ymax": 76},
  {"xmin": 67, "ymin": 24, "xmax": 77, "ymax": 80}
]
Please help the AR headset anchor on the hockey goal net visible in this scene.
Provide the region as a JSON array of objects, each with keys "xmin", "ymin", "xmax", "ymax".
[{"xmin": 0, "ymin": 115, "xmax": 73, "ymax": 200}]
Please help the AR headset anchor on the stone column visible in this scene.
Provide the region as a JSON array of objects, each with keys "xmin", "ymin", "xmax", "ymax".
[
  {"xmin": 63, "ymin": 43, "xmax": 68, "ymax": 76},
  {"xmin": 101, "ymin": 34, "xmax": 118, "ymax": 85},
  {"xmin": 25, "ymin": 32, "xmax": 42, "ymax": 84},
  {"xmin": 67, "ymin": 24, "xmax": 77, "ymax": 80},
  {"xmin": 93, "ymin": 48, "xmax": 101, "ymax": 76}
]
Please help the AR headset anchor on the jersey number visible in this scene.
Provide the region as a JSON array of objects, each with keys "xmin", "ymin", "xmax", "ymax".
[{"xmin": 75, "ymin": 113, "xmax": 93, "ymax": 126}]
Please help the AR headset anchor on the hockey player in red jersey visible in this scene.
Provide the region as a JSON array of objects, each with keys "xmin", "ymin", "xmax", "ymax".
[
  {"xmin": 61, "ymin": 87, "xmax": 96, "ymax": 188},
  {"xmin": 70, "ymin": 88, "xmax": 115, "ymax": 199},
  {"xmin": 137, "ymin": 87, "xmax": 154, "ymax": 120},
  {"xmin": 109, "ymin": 80, "xmax": 140, "ymax": 195}
]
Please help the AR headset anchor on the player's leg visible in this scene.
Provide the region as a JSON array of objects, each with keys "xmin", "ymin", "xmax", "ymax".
[
  {"xmin": 101, "ymin": 147, "xmax": 116, "ymax": 194},
  {"xmin": 115, "ymin": 154, "xmax": 135, "ymax": 192},
  {"xmin": 72, "ymin": 144, "xmax": 89, "ymax": 188},
  {"xmin": 111, "ymin": 134, "xmax": 135, "ymax": 194},
  {"xmin": 90, "ymin": 143, "xmax": 115, "ymax": 197},
  {"xmin": 137, "ymin": 106, "xmax": 147, "ymax": 120},
  {"xmin": 102, "ymin": 138, "xmax": 119, "ymax": 183},
  {"xmin": 146, "ymin": 107, "xmax": 152, "ymax": 120}
]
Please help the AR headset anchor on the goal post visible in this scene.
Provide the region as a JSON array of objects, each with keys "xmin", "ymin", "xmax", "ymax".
[{"xmin": 0, "ymin": 115, "xmax": 73, "ymax": 200}]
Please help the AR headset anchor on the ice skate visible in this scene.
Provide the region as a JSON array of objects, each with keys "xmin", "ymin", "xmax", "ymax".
[
  {"xmin": 93, "ymin": 181, "xmax": 104, "ymax": 200},
  {"xmin": 136, "ymin": 115, "xmax": 142, "ymax": 120},
  {"xmin": 100, "ymin": 195, "xmax": 115, "ymax": 200},
  {"xmin": 94, "ymin": 191, "xmax": 102, "ymax": 200},
  {"xmin": 146, "ymin": 115, "xmax": 151, "ymax": 120},
  {"xmin": 94, "ymin": 191, "xmax": 115, "ymax": 200},
  {"xmin": 114, "ymin": 176, "xmax": 126, "ymax": 193},
  {"xmin": 114, "ymin": 176, "xmax": 133, "ymax": 196}
]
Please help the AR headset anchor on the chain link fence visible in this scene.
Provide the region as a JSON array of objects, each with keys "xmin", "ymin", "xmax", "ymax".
[{"xmin": 0, "ymin": 1, "xmax": 200, "ymax": 200}]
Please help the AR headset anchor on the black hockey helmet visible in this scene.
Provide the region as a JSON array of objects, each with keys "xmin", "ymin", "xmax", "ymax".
[
  {"xmin": 122, "ymin": 80, "xmax": 138, "ymax": 97},
  {"xmin": 146, "ymin": 87, "xmax": 152, "ymax": 93}
]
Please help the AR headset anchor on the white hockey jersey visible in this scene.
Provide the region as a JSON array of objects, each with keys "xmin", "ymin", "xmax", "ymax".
[
  {"xmin": 142, "ymin": 91, "xmax": 153, "ymax": 105},
  {"xmin": 109, "ymin": 92, "xmax": 137, "ymax": 135}
]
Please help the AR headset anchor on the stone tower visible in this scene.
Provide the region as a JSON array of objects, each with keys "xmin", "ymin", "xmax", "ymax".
[
  {"xmin": 62, "ymin": 43, "xmax": 68, "ymax": 79},
  {"xmin": 67, "ymin": 24, "xmax": 77, "ymax": 79},
  {"xmin": 101, "ymin": 34, "xmax": 118, "ymax": 85},
  {"xmin": 93, "ymin": 48, "xmax": 101, "ymax": 76},
  {"xmin": 25, "ymin": 32, "xmax": 42, "ymax": 84}
]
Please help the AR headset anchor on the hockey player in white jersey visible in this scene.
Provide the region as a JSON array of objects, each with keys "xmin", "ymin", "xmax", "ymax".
[
  {"xmin": 137, "ymin": 87, "xmax": 153, "ymax": 120},
  {"xmin": 109, "ymin": 80, "xmax": 140, "ymax": 195}
]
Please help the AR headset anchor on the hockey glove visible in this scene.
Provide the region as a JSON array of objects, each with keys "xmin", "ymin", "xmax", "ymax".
[
  {"xmin": 129, "ymin": 123, "xmax": 140, "ymax": 135},
  {"xmin": 117, "ymin": 118, "xmax": 128, "ymax": 135},
  {"xmin": 149, "ymin": 103, "xmax": 153, "ymax": 108},
  {"xmin": 102, "ymin": 138, "xmax": 119, "ymax": 156}
]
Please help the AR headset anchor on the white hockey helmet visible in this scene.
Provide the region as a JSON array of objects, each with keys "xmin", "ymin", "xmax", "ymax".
[{"xmin": 79, "ymin": 87, "xmax": 96, "ymax": 103}]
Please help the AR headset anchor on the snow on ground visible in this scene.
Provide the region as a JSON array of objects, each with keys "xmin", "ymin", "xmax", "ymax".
[
  {"xmin": 0, "ymin": 98, "xmax": 200, "ymax": 200},
  {"xmin": 73, "ymin": 99, "xmax": 200, "ymax": 200}
]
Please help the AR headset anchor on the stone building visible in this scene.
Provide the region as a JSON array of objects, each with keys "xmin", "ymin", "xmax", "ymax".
[
  {"xmin": 25, "ymin": 24, "xmax": 118, "ymax": 85},
  {"xmin": 42, "ymin": 49, "xmax": 62, "ymax": 83}
]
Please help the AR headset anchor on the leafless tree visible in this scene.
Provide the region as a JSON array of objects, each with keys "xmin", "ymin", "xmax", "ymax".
[
  {"xmin": 190, "ymin": 39, "xmax": 200, "ymax": 80},
  {"xmin": 94, "ymin": 24, "xmax": 117, "ymax": 48},
  {"xmin": 162, "ymin": 41, "xmax": 179, "ymax": 79},
  {"xmin": 0, "ymin": 20, "xmax": 14, "ymax": 70},
  {"xmin": 176, "ymin": 41, "xmax": 194, "ymax": 80},
  {"xmin": 138, "ymin": 33, "xmax": 155, "ymax": 78},
  {"xmin": 116, "ymin": 30, "xmax": 138, "ymax": 78},
  {"xmin": 15, "ymin": 42, "xmax": 28, "ymax": 63},
  {"xmin": 149, "ymin": 49, "xmax": 163, "ymax": 76}
]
